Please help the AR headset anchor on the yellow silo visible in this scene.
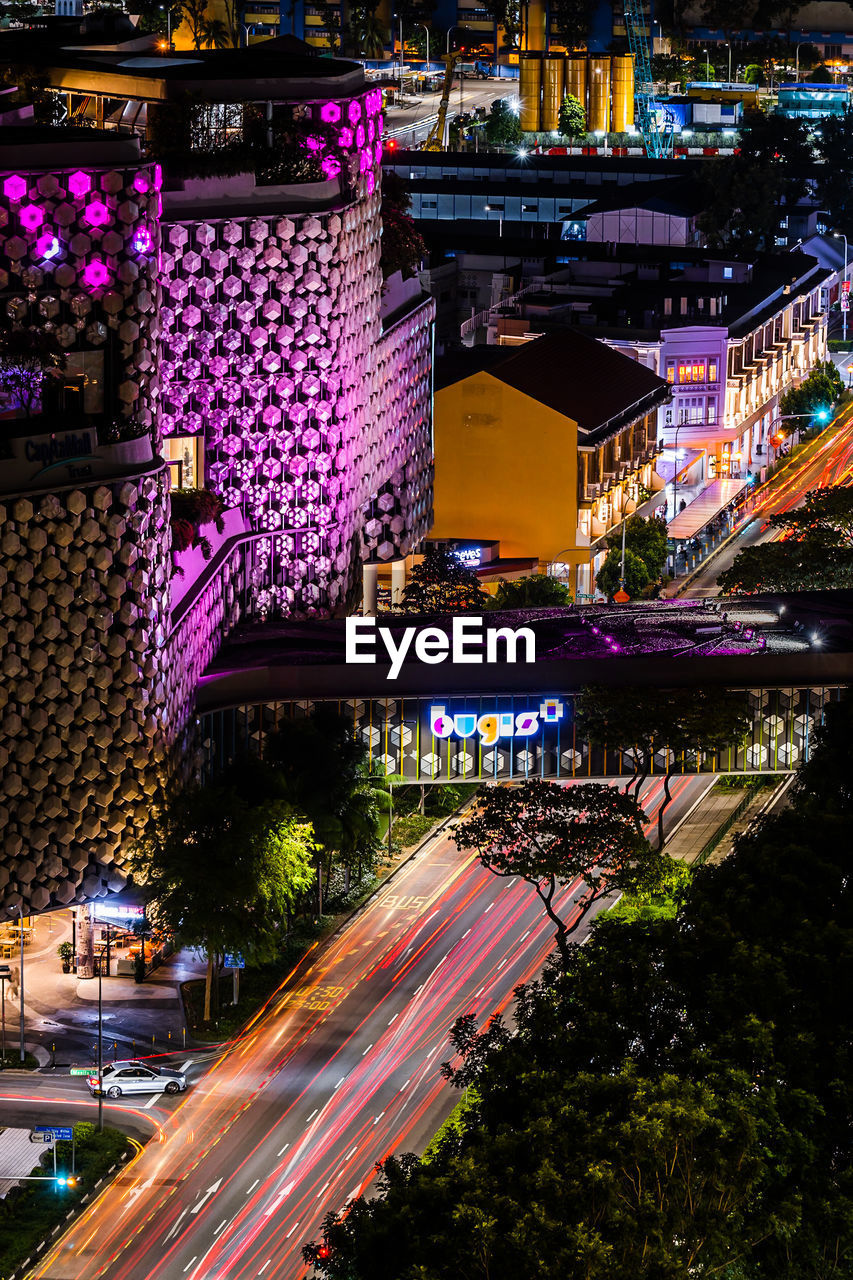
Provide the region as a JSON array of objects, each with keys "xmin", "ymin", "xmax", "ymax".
[
  {"xmin": 565, "ymin": 54, "xmax": 587, "ymax": 118},
  {"xmin": 611, "ymin": 55, "xmax": 634, "ymax": 133},
  {"xmin": 587, "ymin": 57, "xmax": 611, "ymax": 132},
  {"xmin": 541, "ymin": 55, "xmax": 565, "ymax": 132},
  {"xmin": 519, "ymin": 53, "xmax": 543, "ymax": 133}
]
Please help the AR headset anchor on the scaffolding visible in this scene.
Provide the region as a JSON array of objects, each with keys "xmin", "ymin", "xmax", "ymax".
[{"xmin": 623, "ymin": 0, "xmax": 673, "ymax": 159}]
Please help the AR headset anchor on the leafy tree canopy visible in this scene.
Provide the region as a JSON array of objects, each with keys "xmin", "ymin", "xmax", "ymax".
[
  {"xmin": 605, "ymin": 514, "xmax": 669, "ymax": 581},
  {"xmin": 307, "ymin": 692, "xmax": 853, "ymax": 1280},
  {"xmin": 484, "ymin": 574, "xmax": 572, "ymax": 609},
  {"xmin": 779, "ymin": 359, "xmax": 843, "ymax": 420},
  {"xmin": 718, "ymin": 485, "xmax": 853, "ymax": 592},
  {"xmin": 484, "ymin": 98, "xmax": 521, "ymax": 146},
  {"xmin": 558, "ymin": 92, "xmax": 586, "ymax": 139},
  {"xmin": 381, "ymin": 171, "xmax": 426, "ymax": 279},
  {"xmin": 454, "ymin": 779, "xmax": 661, "ymax": 961},
  {"xmin": 399, "ymin": 544, "xmax": 489, "ymax": 613},
  {"xmin": 595, "ymin": 546, "xmax": 651, "ymax": 599}
]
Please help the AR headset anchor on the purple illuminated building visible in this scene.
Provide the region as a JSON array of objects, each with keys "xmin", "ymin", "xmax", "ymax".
[{"xmin": 0, "ymin": 48, "xmax": 435, "ymax": 915}]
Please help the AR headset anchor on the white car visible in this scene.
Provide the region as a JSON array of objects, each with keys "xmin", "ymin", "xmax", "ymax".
[{"xmin": 87, "ymin": 1060, "xmax": 187, "ymax": 1099}]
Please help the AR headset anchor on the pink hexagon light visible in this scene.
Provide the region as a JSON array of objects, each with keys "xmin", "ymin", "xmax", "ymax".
[
  {"xmin": 67, "ymin": 170, "xmax": 91, "ymax": 199},
  {"xmin": 3, "ymin": 174, "xmax": 27, "ymax": 202},
  {"xmin": 84, "ymin": 199, "xmax": 110, "ymax": 228},
  {"xmin": 320, "ymin": 101, "xmax": 341, "ymax": 124},
  {"xmin": 83, "ymin": 258, "xmax": 111, "ymax": 289},
  {"xmin": 35, "ymin": 231, "xmax": 60, "ymax": 260},
  {"xmin": 18, "ymin": 204, "xmax": 44, "ymax": 231}
]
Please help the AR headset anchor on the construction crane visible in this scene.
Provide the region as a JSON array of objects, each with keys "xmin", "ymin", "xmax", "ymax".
[
  {"xmin": 623, "ymin": 0, "xmax": 673, "ymax": 159},
  {"xmin": 422, "ymin": 49, "xmax": 464, "ymax": 152}
]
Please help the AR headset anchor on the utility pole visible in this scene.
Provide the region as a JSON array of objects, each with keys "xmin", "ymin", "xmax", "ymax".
[
  {"xmin": 19, "ymin": 905, "xmax": 24, "ymax": 1065},
  {"xmin": 97, "ymin": 958, "xmax": 103, "ymax": 1132}
]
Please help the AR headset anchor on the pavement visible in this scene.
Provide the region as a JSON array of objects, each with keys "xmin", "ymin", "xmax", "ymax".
[
  {"xmin": 5, "ymin": 912, "xmax": 205, "ymax": 1071},
  {"xmin": 664, "ymin": 783, "xmax": 775, "ymax": 866}
]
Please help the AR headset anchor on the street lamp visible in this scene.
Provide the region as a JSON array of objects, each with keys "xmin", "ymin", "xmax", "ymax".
[
  {"xmin": 668, "ymin": 422, "xmax": 684, "ymax": 517},
  {"xmin": 847, "ymin": 361, "xmax": 853, "ymax": 387},
  {"xmin": 795, "ymin": 42, "xmax": 801, "ymax": 81},
  {"xmin": 725, "ymin": 42, "xmax": 731, "ymax": 82},
  {"xmin": 835, "ymin": 231, "xmax": 848, "ymax": 344},
  {"xmin": 703, "ymin": 48, "xmax": 711, "ymax": 80},
  {"xmin": 159, "ymin": 4, "xmax": 172, "ymax": 50},
  {"xmin": 420, "ymin": 22, "xmax": 430, "ymax": 74}
]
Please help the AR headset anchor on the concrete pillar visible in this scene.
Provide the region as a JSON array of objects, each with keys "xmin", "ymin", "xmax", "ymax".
[
  {"xmin": 391, "ymin": 560, "xmax": 406, "ymax": 608},
  {"xmin": 362, "ymin": 562, "xmax": 378, "ymax": 616},
  {"xmin": 75, "ymin": 905, "xmax": 94, "ymax": 980}
]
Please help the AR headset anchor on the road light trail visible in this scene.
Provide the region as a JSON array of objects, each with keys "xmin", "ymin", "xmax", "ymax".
[{"xmin": 29, "ymin": 776, "xmax": 704, "ymax": 1280}]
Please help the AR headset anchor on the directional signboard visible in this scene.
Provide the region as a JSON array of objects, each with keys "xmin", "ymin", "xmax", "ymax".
[
  {"xmin": 69, "ymin": 1067, "xmax": 92, "ymax": 1076},
  {"xmin": 33, "ymin": 1125, "xmax": 73, "ymax": 1140},
  {"xmin": 224, "ymin": 953, "xmax": 245, "ymax": 969}
]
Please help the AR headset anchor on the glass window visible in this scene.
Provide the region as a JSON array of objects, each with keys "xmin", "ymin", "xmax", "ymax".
[
  {"xmin": 163, "ymin": 436, "xmax": 202, "ymax": 489},
  {"xmin": 708, "ymin": 360, "xmax": 718, "ymax": 382}
]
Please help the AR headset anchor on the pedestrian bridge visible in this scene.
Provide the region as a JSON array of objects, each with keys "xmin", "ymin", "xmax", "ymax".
[{"xmin": 197, "ymin": 593, "xmax": 853, "ymax": 783}]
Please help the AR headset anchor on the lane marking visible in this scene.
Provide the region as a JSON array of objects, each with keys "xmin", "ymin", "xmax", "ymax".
[
  {"xmin": 285, "ymin": 1223, "xmax": 300, "ymax": 1240},
  {"xmin": 305, "ymin": 1110, "xmax": 318, "ymax": 1123},
  {"xmin": 183, "ymin": 1257, "xmax": 197, "ymax": 1273},
  {"xmin": 361, "ymin": 1043, "xmax": 373, "ymax": 1056},
  {"xmin": 213, "ymin": 1219, "xmax": 226, "ymax": 1235},
  {"xmin": 277, "ymin": 1143, "xmax": 290, "ymax": 1156},
  {"xmin": 259, "ymin": 1259, "xmax": 274, "ymax": 1274},
  {"xmin": 144, "ymin": 1094, "xmax": 160, "ymax": 1110},
  {"xmin": 246, "ymin": 1179, "xmax": 259, "ymax": 1195},
  {"xmin": 345, "ymin": 1145, "xmax": 357, "ymax": 1159}
]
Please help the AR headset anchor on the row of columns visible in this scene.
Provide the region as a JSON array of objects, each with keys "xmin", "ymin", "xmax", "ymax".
[{"xmin": 362, "ymin": 560, "xmax": 407, "ymax": 615}]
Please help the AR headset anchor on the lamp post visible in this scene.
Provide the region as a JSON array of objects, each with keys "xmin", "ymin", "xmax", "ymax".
[
  {"xmin": 420, "ymin": 22, "xmax": 430, "ymax": 75},
  {"xmin": 726, "ymin": 42, "xmax": 731, "ymax": 82},
  {"xmin": 159, "ymin": 5, "xmax": 171, "ymax": 50},
  {"xmin": 795, "ymin": 42, "xmax": 801, "ymax": 80},
  {"xmin": 703, "ymin": 48, "xmax": 711, "ymax": 80},
  {"xmin": 97, "ymin": 953, "xmax": 103, "ymax": 1132},
  {"xmin": 446, "ymin": 26, "xmax": 463, "ymax": 119},
  {"xmin": 835, "ymin": 231, "xmax": 849, "ymax": 344},
  {"xmin": 669, "ymin": 422, "xmax": 683, "ymax": 518},
  {"xmin": 18, "ymin": 905, "xmax": 24, "ymax": 1065}
]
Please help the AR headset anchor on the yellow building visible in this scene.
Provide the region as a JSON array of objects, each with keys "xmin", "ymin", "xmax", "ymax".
[{"xmin": 431, "ymin": 331, "xmax": 670, "ymax": 598}]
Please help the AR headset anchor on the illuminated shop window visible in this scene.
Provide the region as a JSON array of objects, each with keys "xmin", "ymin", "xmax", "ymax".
[{"xmin": 163, "ymin": 436, "xmax": 203, "ymax": 489}]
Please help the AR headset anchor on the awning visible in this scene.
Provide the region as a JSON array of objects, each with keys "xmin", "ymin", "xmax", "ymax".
[{"xmin": 667, "ymin": 477, "xmax": 747, "ymax": 540}]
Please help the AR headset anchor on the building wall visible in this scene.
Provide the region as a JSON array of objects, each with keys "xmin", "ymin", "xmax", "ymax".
[
  {"xmin": 158, "ymin": 85, "xmax": 433, "ymax": 615},
  {"xmin": 432, "ymin": 373, "xmax": 579, "ymax": 564}
]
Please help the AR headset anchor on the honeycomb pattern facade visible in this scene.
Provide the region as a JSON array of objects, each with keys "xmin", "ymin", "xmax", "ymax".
[
  {"xmin": 158, "ymin": 86, "xmax": 434, "ymax": 613},
  {"xmin": 0, "ymin": 161, "xmax": 161, "ymax": 429},
  {"xmin": 0, "ymin": 87, "xmax": 435, "ymax": 916},
  {"xmin": 0, "ymin": 474, "xmax": 171, "ymax": 914}
]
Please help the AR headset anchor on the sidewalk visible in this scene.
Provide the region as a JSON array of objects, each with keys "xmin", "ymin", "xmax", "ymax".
[
  {"xmin": 6, "ymin": 911, "xmax": 206, "ymax": 1070},
  {"xmin": 664, "ymin": 784, "xmax": 772, "ymax": 866}
]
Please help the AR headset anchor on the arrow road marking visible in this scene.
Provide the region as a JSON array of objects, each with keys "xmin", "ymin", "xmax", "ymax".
[{"xmin": 190, "ymin": 1179, "xmax": 222, "ymax": 1215}]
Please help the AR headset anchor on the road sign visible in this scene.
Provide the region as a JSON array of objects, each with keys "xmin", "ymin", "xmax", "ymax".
[
  {"xmin": 224, "ymin": 953, "xmax": 245, "ymax": 969},
  {"xmin": 33, "ymin": 1125, "xmax": 73, "ymax": 1140},
  {"xmin": 69, "ymin": 1067, "xmax": 92, "ymax": 1077}
]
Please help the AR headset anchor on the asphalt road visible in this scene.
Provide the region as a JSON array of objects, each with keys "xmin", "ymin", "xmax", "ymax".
[
  {"xmin": 384, "ymin": 79, "xmax": 514, "ymax": 145},
  {"xmin": 26, "ymin": 775, "xmax": 708, "ymax": 1280},
  {"xmin": 680, "ymin": 410, "xmax": 853, "ymax": 597}
]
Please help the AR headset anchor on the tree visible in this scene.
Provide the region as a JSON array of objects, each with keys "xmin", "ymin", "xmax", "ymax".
[
  {"xmin": 604, "ymin": 514, "xmax": 669, "ymax": 582},
  {"xmin": 550, "ymin": 0, "xmax": 593, "ymax": 50},
  {"xmin": 315, "ymin": 0, "xmax": 341, "ymax": 53},
  {"xmin": 265, "ymin": 706, "xmax": 384, "ymax": 903},
  {"xmin": 345, "ymin": 5, "xmax": 388, "ymax": 58},
  {"xmin": 814, "ymin": 109, "xmax": 853, "ymax": 229},
  {"xmin": 577, "ymin": 686, "xmax": 751, "ymax": 846},
  {"xmin": 479, "ymin": 0, "xmax": 520, "ymax": 50},
  {"xmin": 779, "ymin": 359, "xmax": 843, "ymax": 420},
  {"xmin": 698, "ymin": 108, "xmax": 813, "ymax": 254},
  {"xmin": 399, "ymin": 544, "xmax": 489, "ymax": 613},
  {"xmin": 129, "ymin": 776, "xmax": 316, "ymax": 1022},
  {"xmin": 177, "ymin": 0, "xmax": 207, "ymax": 48},
  {"xmin": 454, "ymin": 779, "xmax": 662, "ymax": 962},
  {"xmin": 484, "ymin": 574, "xmax": 571, "ymax": 609},
  {"xmin": 595, "ymin": 546, "xmax": 650, "ymax": 599},
  {"xmin": 484, "ymin": 98, "xmax": 521, "ymax": 147},
  {"xmin": 200, "ymin": 16, "xmax": 230, "ymax": 47},
  {"xmin": 558, "ymin": 93, "xmax": 586, "ymax": 140},
  {"xmin": 0, "ymin": 328, "xmax": 65, "ymax": 419},
  {"xmin": 380, "ymin": 171, "xmax": 426, "ymax": 279},
  {"xmin": 718, "ymin": 485, "xmax": 853, "ymax": 593}
]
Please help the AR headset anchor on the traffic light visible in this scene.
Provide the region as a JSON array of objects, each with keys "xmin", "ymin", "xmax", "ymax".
[
  {"xmin": 386, "ymin": 138, "xmax": 398, "ymax": 151},
  {"xmin": 55, "ymin": 1175, "xmax": 79, "ymax": 1188},
  {"xmin": 317, "ymin": 1245, "xmax": 331, "ymax": 1261}
]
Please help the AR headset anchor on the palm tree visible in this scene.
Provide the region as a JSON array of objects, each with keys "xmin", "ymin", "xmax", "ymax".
[
  {"xmin": 351, "ymin": 7, "xmax": 386, "ymax": 59},
  {"xmin": 200, "ymin": 16, "xmax": 231, "ymax": 47}
]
